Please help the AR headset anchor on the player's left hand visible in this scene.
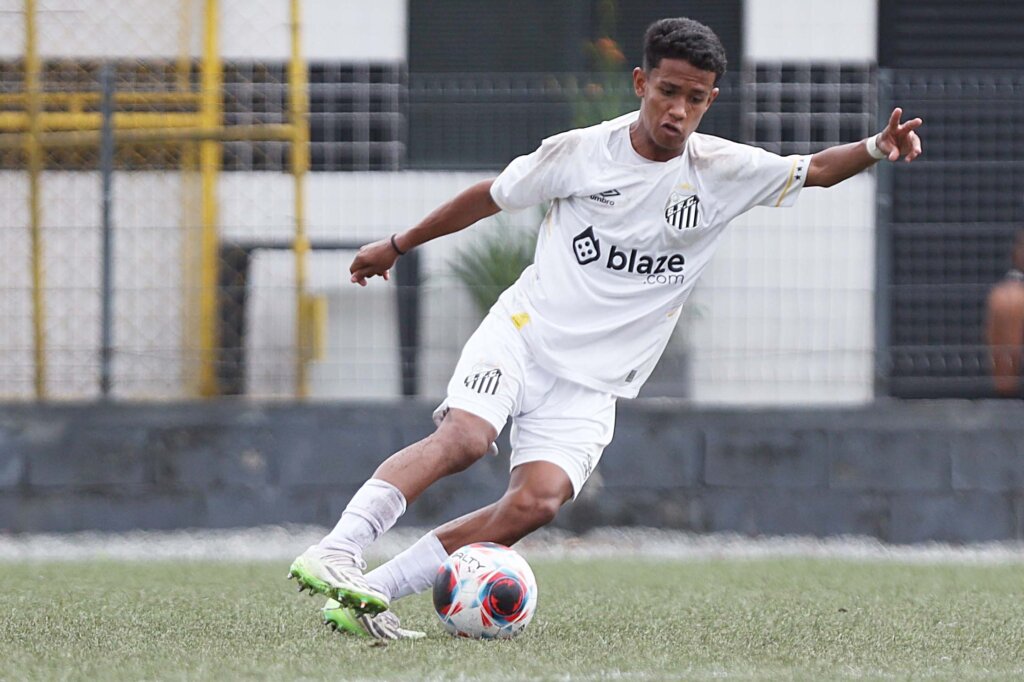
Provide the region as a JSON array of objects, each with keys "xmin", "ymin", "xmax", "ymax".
[
  {"xmin": 876, "ymin": 107, "xmax": 923, "ymax": 163},
  {"xmin": 349, "ymin": 238, "xmax": 397, "ymax": 286}
]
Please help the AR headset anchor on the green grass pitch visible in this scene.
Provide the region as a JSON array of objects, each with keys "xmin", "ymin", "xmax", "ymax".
[{"xmin": 2, "ymin": 558, "xmax": 1023, "ymax": 680}]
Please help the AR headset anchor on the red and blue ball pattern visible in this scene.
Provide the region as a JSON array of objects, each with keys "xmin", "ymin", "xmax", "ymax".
[{"xmin": 432, "ymin": 542, "xmax": 538, "ymax": 639}]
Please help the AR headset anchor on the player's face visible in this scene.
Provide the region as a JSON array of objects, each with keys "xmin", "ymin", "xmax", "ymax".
[{"xmin": 632, "ymin": 58, "xmax": 719, "ymax": 160}]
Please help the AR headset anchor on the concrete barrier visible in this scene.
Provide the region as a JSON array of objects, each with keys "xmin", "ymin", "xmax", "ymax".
[{"xmin": 1, "ymin": 400, "xmax": 1022, "ymax": 543}]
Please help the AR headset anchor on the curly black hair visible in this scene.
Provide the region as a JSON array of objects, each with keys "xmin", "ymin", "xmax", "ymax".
[{"xmin": 642, "ymin": 17, "xmax": 727, "ymax": 81}]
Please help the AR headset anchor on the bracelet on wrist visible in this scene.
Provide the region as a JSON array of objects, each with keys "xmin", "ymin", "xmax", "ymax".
[
  {"xmin": 865, "ymin": 134, "xmax": 886, "ymax": 161},
  {"xmin": 390, "ymin": 233, "xmax": 407, "ymax": 256}
]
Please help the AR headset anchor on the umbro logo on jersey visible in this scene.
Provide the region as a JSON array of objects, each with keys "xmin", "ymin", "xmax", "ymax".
[
  {"xmin": 587, "ymin": 189, "xmax": 621, "ymax": 206},
  {"xmin": 464, "ymin": 368, "xmax": 501, "ymax": 395},
  {"xmin": 665, "ymin": 191, "xmax": 700, "ymax": 229}
]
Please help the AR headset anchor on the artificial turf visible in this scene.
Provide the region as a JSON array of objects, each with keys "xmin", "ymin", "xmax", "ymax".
[{"xmin": 2, "ymin": 557, "xmax": 1023, "ymax": 680}]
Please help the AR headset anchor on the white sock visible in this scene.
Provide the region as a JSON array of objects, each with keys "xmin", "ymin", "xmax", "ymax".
[
  {"xmin": 366, "ymin": 532, "xmax": 449, "ymax": 602},
  {"xmin": 318, "ymin": 478, "xmax": 407, "ymax": 557}
]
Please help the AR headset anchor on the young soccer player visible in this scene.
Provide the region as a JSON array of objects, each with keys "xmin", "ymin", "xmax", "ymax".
[{"xmin": 289, "ymin": 16, "xmax": 923, "ymax": 639}]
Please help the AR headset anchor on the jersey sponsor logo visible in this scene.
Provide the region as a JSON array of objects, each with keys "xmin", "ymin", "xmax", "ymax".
[
  {"xmin": 587, "ymin": 189, "xmax": 621, "ymax": 206},
  {"xmin": 665, "ymin": 191, "xmax": 700, "ymax": 230},
  {"xmin": 607, "ymin": 245, "xmax": 685, "ymax": 275},
  {"xmin": 464, "ymin": 368, "xmax": 502, "ymax": 395},
  {"xmin": 572, "ymin": 226, "xmax": 686, "ymax": 285},
  {"xmin": 572, "ymin": 226, "xmax": 601, "ymax": 265}
]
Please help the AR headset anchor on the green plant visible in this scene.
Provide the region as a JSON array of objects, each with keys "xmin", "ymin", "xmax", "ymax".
[{"xmin": 449, "ymin": 221, "xmax": 538, "ymax": 316}]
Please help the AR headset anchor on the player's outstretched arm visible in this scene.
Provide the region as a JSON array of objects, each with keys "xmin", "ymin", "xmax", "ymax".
[
  {"xmin": 805, "ymin": 107, "xmax": 923, "ymax": 188},
  {"xmin": 349, "ymin": 179, "xmax": 500, "ymax": 286}
]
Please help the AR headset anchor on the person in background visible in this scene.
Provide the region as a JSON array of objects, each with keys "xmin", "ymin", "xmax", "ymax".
[{"xmin": 986, "ymin": 230, "xmax": 1024, "ymax": 397}]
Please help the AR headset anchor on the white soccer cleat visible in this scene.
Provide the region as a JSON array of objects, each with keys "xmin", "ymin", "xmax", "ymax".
[
  {"xmin": 322, "ymin": 599, "xmax": 426, "ymax": 640},
  {"xmin": 287, "ymin": 545, "xmax": 389, "ymax": 615}
]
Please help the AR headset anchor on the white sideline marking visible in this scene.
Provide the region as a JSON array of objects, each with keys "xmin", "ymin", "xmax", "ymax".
[{"xmin": 2, "ymin": 525, "xmax": 1024, "ymax": 564}]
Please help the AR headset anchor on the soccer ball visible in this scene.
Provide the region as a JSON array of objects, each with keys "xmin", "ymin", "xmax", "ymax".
[{"xmin": 432, "ymin": 542, "xmax": 538, "ymax": 639}]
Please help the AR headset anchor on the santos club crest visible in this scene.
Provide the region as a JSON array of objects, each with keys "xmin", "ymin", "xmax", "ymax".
[{"xmin": 664, "ymin": 191, "xmax": 700, "ymax": 230}]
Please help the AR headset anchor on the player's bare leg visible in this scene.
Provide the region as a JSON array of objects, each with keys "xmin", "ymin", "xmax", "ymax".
[
  {"xmin": 360, "ymin": 461, "xmax": 572, "ymax": 615},
  {"xmin": 374, "ymin": 408, "xmax": 498, "ymax": 503},
  {"xmin": 433, "ymin": 461, "xmax": 573, "ymax": 551},
  {"xmin": 289, "ymin": 409, "xmax": 497, "ymax": 613}
]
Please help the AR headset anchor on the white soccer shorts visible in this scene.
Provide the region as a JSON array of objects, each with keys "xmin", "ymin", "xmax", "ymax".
[{"xmin": 439, "ymin": 309, "xmax": 616, "ymax": 498}]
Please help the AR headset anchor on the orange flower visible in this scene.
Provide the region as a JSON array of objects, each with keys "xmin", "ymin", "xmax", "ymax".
[{"xmin": 594, "ymin": 37, "xmax": 625, "ymax": 64}]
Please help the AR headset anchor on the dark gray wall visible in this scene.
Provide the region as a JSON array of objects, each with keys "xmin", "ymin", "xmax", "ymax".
[
  {"xmin": 1, "ymin": 401, "xmax": 1022, "ymax": 543},
  {"xmin": 879, "ymin": 0, "xmax": 1024, "ymax": 68},
  {"xmin": 408, "ymin": 0, "xmax": 742, "ymax": 74}
]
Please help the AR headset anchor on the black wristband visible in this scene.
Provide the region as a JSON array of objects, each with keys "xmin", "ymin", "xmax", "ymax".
[{"xmin": 390, "ymin": 233, "xmax": 407, "ymax": 256}]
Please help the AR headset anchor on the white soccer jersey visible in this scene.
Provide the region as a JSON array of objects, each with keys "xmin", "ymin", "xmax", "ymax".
[{"xmin": 489, "ymin": 111, "xmax": 812, "ymax": 398}]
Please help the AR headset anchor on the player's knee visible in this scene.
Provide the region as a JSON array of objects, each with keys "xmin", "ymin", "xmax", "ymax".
[
  {"xmin": 433, "ymin": 411, "xmax": 494, "ymax": 470},
  {"xmin": 452, "ymin": 431, "xmax": 493, "ymax": 466},
  {"xmin": 502, "ymin": 488, "xmax": 562, "ymax": 528}
]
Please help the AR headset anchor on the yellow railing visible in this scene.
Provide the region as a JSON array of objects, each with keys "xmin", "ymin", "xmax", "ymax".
[
  {"xmin": 289, "ymin": 0, "xmax": 312, "ymax": 396},
  {"xmin": 24, "ymin": 0, "xmax": 45, "ymax": 400},
  {"xmin": 1, "ymin": 0, "xmax": 312, "ymax": 400}
]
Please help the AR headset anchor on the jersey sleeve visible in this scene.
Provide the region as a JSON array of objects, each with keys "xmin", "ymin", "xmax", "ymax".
[
  {"xmin": 744, "ymin": 147, "xmax": 812, "ymax": 209},
  {"xmin": 490, "ymin": 130, "xmax": 586, "ymax": 211}
]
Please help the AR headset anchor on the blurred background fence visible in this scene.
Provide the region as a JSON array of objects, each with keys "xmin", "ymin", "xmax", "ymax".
[
  {"xmin": 879, "ymin": 70, "xmax": 1024, "ymax": 398},
  {"xmin": 0, "ymin": 0, "xmax": 1021, "ymax": 404}
]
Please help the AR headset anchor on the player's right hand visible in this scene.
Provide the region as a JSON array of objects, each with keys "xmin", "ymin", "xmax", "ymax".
[
  {"xmin": 876, "ymin": 107, "xmax": 923, "ymax": 163},
  {"xmin": 349, "ymin": 238, "xmax": 398, "ymax": 286}
]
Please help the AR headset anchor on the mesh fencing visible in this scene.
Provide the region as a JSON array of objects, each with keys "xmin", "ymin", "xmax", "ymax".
[
  {"xmin": 880, "ymin": 70, "xmax": 1024, "ymax": 397},
  {"xmin": 0, "ymin": 0, "xmax": 302, "ymax": 399},
  {"xmin": 407, "ymin": 71, "xmax": 740, "ymax": 169},
  {"xmin": 0, "ymin": 4, "xmax": 1018, "ymax": 403},
  {"xmin": 1, "ymin": 1, "xmax": 200, "ymax": 399},
  {"xmin": 742, "ymin": 62, "xmax": 876, "ymax": 156}
]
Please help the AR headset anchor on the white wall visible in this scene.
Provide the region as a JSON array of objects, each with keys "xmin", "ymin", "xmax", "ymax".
[
  {"xmin": 0, "ymin": 171, "xmax": 185, "ymax": 399},
  {"xmin": 3, "ymin": 1, "xmax": 877, "ymax": 63},
  {"xmin": 220, "ymin": 170, "xmax": 520, "ymax": 400},
  {"xmin": 744, "ymin": 0, "xmax": 877, "ymax": 61},
  {"xmin": 0, "ymin": 0, "xmax": 405, "ymax": 61},
  {"xmin": 0, "ymin": 169, "xmax": 492, "ymax": 400},
  {"xmin": 685, "ymin": 175, "xmax": 876, "ymax": 405},
  {"xmin": 303, "ymin": 0, "xmax": 406, "ymax": 62},
  {"xmin": 0, "ymin": 170, "xmax": 876, "ymax": 404},
  {"xmin": 222, "ymin": 0, "xmax": 407, "ymax": 61},
  {"xmin": 0, "ymin": 0, "xmax": 882, "ymax": 404},
  {"xmin": 737, "ymin": 0, "xmax": 879, "ymax": 403},
  {"xmin": 0, "ymin": 171, "xmax": 31, "ymax": 396}
]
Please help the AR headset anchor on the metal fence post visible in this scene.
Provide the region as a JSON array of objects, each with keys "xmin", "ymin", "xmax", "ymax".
[
  {"xmin": 873, "ymin": 68, "xmax": 894, "ymax": 397},
  {"xmin": 394, "ymin": 250, "xmax": 421, "ymax": 397},
  {"xmin": 24, "ymin": 0, "xmax": 46, "ymax": 399},
  {"xmin": 99, "ymin": 64, "xmax": 116, "ymax": 398}
]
